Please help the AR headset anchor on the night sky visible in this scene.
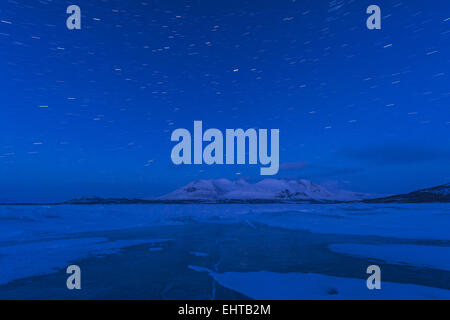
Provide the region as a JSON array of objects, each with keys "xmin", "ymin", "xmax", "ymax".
[{"xmin": 1, "ymin": 0, "xmax": 449, "ymax": 202}]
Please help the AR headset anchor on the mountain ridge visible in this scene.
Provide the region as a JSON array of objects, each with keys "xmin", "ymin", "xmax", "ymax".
[
  {"xmin": 59, "ymin": 181, "xmax": 450, "ymax": 205},
  {"xmin": 364, "ymin": 182, "xmax": 450, "ymax": 203},
  {"xmin": 157, "ymin": 178, "xmax": 374, "ymax": 202}
]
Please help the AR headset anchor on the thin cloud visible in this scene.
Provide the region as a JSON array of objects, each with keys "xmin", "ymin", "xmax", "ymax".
[
  {"xmin": 344, "ymin": 144, "xmax": 450, "ymax": 165},
  {"xmin": 279, "ymin": 162, "xmax": 309, "ymax": 171}
]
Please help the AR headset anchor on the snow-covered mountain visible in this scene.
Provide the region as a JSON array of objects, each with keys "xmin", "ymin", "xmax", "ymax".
[
  {"xmin": 366, "ymin": 183, "xmax": 450, "ymax": 203},
  {"xmin": 159, "ymin": 179, "xmax": 372, "ymax": 202}
]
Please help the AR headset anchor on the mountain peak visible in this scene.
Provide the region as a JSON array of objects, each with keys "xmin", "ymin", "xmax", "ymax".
[{"xmin": 159, "ymin": 178, "xmax": 370, "ymax": 202}]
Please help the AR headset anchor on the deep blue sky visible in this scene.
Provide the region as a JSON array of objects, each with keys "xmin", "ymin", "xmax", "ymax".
[{"xmin": 1, "ymin": 0, "xmax": 449, "ymax": 202}]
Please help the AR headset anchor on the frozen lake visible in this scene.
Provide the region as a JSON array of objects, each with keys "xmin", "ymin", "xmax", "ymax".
[{"xmin": 0, "ymin": 203, "xmax": 449, "ymax": 299}]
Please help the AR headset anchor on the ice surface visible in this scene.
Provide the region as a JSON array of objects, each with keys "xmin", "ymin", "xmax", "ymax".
[
  {"xmin": 245, "ymin": 203, "xmax": 450, "ymax": 240},
  {"xmin": 0, "ymin": 203, "xmax": 449, "ymax": 291},
  {"xmin": 330, "ymin": 244, "xmax": 450, "ymax": 271},
  {"xmin": 0, "ymin": 237, "xmax": 170, "ymax": 285},
  {"xmin": 204, "ymin": 270, "xmax": 450, "ymax": 300}
]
